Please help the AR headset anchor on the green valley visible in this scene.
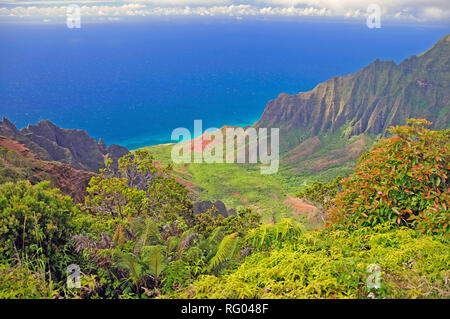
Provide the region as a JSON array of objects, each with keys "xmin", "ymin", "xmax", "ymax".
[{"xmin": 0, "ymin": 34, "xmax": 448, "ymax": 301}]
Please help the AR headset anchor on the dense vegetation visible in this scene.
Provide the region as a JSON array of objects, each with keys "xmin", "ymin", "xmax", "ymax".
[
  {"xmin": 173, "ymin": 222, "xmax": 449, "ymax": 299},
  {"xmin": 0, "ymin": 120, "xmax": 448, "ymax": 299},
  {"xmin": 327, "ymin": 119, "xmax": 449, "ymax": 234}
]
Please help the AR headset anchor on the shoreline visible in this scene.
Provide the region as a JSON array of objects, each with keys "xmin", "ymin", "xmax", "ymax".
[{"xmin": 127, "ymin": 118, "xmax": 261, "ymax": 151}]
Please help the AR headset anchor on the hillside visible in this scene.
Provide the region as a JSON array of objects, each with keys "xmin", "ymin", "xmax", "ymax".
[
  {"xmin": 142, "ymin": 34, "xmax": 450, "ymax": 220},
  {"xmin": 0, "ymin": 118, "xmax": 129, "ymax": 172},
  {"xmin": 0, "ymin": 136, "xmax": 95, "ymax": 202},
  {"xmin": 257, "ymin": 34, "xmax": 449, "ymax": 151},
  {"xmin": 253, "ymin": 34, "xmax": 449, "ymax": 180}
]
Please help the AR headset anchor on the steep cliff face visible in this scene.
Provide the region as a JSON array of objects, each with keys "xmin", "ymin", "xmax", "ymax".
[
  {"xmin": 0, "ymin": 136, "xmax": 96, "ymax": 203},
  {"xmin": 0, "ymin": 118, "xmax": 129, "ymax": 172},
  {"xmin": 256, "ymin": 35, "xmax": 450, "ymax": 152}
]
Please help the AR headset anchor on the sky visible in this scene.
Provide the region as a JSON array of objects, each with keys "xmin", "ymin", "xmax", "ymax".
[{"xmin": 0, "ymin": 0, "xmax": 449, "ymax": 24}]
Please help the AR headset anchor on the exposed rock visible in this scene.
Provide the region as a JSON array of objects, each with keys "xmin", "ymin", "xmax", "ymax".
[
  {"xmin": 193, "ymin": 200, "xmax": 237, "ymax": 218},
  {"xmin": 40, "ymin": 162, "xmax": 96, "ymax": 203},
  {"xmin": 106, "ymin": 144, "xmax": 129, "ymax": 161},
  {"xmin": 284, "ymin": 197, "xmax": 324, "ymax": 225},
  {"xmin": 0, "ymin": 118, "xmax": 129, "ymax": 172},
  {"xmin": 0, "ymin": 136, "xmax": 95, "ymax": 202},
  {"xmin": 0, "ymin": 117, "xmax": 19, "ymax": 136},
  {"xmin": 98, "ymin": 138, "xmax": 107, "ymax": 153}
]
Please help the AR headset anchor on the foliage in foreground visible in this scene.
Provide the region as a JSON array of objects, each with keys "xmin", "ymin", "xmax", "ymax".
[
  {"xmin": 0, "ymin": 151, "xmax": 262, "ymax": 299},
  {"xmin": 0, "ymin": 263, "xmax": 57, "ymax": 299},
  {"xmin": 0, "ymin": 180, "xmax": 78, "ymax": 278},
  {"xmin": 327, "ymin": 119, "xmax": 449, "ymax": 235},
  {"xmin": 0, "ymin": 120, "xmax": 449, "ymax": 299},
  {"xmin": 172, "ymin": 221, "xmax": 449, "ymax": 299},
  {"xmin": 66, "ymin": 150, "xmax": 261, "ymax": 298},
  {"xmin": 84, "ymin": 150, "xmax": 194, "ymax": 223}
]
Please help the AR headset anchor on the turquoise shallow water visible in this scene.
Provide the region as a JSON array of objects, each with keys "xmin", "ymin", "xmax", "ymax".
[{"xmin": 0, "ymin": 20, "xmax": 448, "ymax": 149}]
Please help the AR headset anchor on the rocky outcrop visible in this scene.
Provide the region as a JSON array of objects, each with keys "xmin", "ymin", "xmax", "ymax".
[
  {"xmin": 193, "ymin": 200, "xmax": 237, "ymax": 218},
  {"xmin": 105, "ymin": 144, "xmax": 129, "ymax": 162},
  {"xmin": 41, "ymin": 162, "xmax": 96, "ymax": 203},
  {"xmin": 0, "ymin": 118, "xmax": 129, "ymax": 172},
  {"xmin": 256, "ymin": 34, "xmax": 450, "ymax": 152},
  {"xmin": 0, "ymin": 136, "xmax": 95, "ymax": 202}
]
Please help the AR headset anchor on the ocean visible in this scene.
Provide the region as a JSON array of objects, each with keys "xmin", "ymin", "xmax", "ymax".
[{"xmin": 0, "ymin": 20, "xmax": 448, "ymax": 149}]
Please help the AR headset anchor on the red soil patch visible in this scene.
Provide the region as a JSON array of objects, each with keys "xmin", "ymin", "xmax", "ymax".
[
  {"xmin": 176, "ymin": 125, "xmax": 243, "ymax": 155},
  {"xmin": 190, "ymin": 132, "xmax": 218, "ymax": 153},
  {"xmin": 248, "ymin": 205, "xmax": 262, "ymax": 215},
  {"xmin": 177, "ymin": 164, "xmax": 189, "ymax": 172},
  {"xmin": 230, "ymin": 191, "xmax": 248, "ymax": 205},
  {"xmin": 175, "ymin": 177, "xmax": 194, "ymax": 189},
  {"xmin": 152, "ymin": 160, "xmax": 163, "ymax": 169},
  {"xmin": 284, "ymin": 197, "xmax": 324, "ymax": 224},
  {"xmin": 0, "ymin": 136, "xmax": 95, "ymax": 203},
  {"xmin": 0, "ymin": 136, "xmax": 37, "ymax": 159}
]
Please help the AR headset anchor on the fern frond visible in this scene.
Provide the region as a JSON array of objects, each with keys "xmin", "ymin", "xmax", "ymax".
[
  {"xmin": 115, "ymin": 252, "xmax": 143, "ymax": 290},
  {"xmin": 133, "ymin": 219, "xmax": 162, "ymax": 254},
  {"xmin": 141, "ymin": 245, "xmax": 168, "ymax": 279},
  {"xmin": 208, "ymin": 232, "xmax": 238, "ymax": 272},
  {"xmin": 208, "ymin": 227, "xmax": 225, "ymax": 244}
]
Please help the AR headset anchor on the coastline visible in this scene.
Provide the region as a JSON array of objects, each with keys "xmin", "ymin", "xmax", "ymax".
[{"xmin": 126, "ymin": 117, "xmax": 262, "ymax": 151}]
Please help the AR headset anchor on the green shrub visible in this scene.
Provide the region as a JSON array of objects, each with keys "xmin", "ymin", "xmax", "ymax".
[
  {"xmin": 0, "ymin": 181, "xmax": 77, "ymax": 271},
  {"xmin": 193, "ymin": 207, "xmax": 261, "ymax": 237},
  {"xmin": 172, "ymin": 221, "xmax": 449, "ymax": 299},
  {"xmin": 0, "ymin": 263, "xmax": 57, "ymax": 299},
  {"xmin": 297, "ymin": 176, "xmax": 342, "ymax": 210},
  {"xmin": 245, "ymin": 218, "xmax": 305, "ymax": 250},
  {"xmin": 0, "ymin": 147, "xmax": 51, "ymax": 185},
  {"xmin": 327, "ymin": 119, "xmax": 449, "ymax": 235}
]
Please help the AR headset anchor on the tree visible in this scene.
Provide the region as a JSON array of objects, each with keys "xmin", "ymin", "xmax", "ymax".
[
  {"xmin": 84, "ymin": 150, "xmax": 194, "ymax": 224},
  {"xmin": 327, "ymin": 119, "xmax": 449, "ymax": 234}
]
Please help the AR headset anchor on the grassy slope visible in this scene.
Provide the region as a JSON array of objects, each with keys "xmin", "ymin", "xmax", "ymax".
[
  {"xmin": 140, "ymin": 144, "xmax": 293, "ymax": 223},
  {"xmin": 138, "ymin": 131, "xmax": 378, "ymax": 225}
]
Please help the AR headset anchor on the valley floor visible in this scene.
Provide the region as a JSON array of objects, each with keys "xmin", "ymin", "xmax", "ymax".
[{"xmin": 140, "ymin": 143, "xmax": 344, "ymax": 227}]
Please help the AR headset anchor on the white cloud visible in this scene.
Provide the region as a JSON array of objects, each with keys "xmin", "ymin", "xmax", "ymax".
[
  {"xmin": 0, "ymin": 0, "xmax": 230, "ymax": 4},
  {"xmin": 0, "ymin": 0, "xmax": 449, "ymax": 22},
  {"xmin": 0, "ymin": 3, "xmax": 335, "ymax": 19},
  {"xmin": 421, "ymin": 6, "xmax": 448, "ymax": 19},
  {"xmin": 257, "ymin": 0, "xmax": 450, "ymax": 20}
]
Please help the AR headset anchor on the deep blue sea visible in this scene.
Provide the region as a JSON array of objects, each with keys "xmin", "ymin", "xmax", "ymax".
[{"xmin": 0, "ymin": 20, "xmax": 448, "ymax": 149}]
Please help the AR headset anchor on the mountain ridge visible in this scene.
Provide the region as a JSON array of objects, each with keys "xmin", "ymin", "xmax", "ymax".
[
  {"xmin": 0, "ymin": 136, "xmax": 96, "ymax": 202},
  {"xmin": 0, "ymin": 117, "xmax": 129, "ymax": 172},
  {"xmin": 256, "ymin": 34, "xmax": 450, "ymax": 153}
]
